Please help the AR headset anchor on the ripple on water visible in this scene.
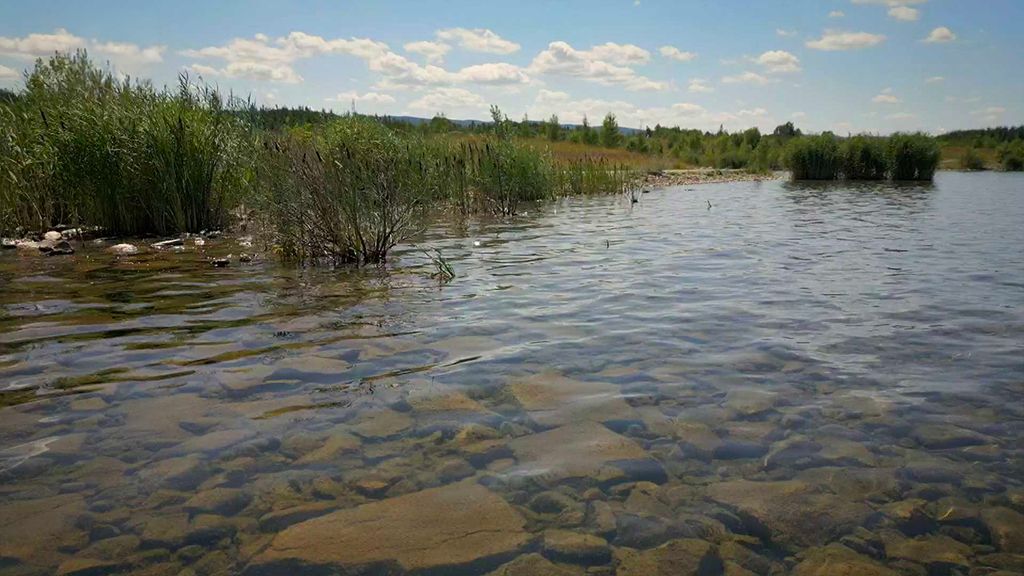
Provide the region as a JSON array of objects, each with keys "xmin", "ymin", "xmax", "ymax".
[{"xmin": 0, "ymin": 172, "xmax": 1023, "ymax": 574}]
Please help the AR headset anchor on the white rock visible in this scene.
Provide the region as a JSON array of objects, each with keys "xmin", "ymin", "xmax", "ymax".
[
  {"xmin": 110, "ymin": 244, "xmax": 139, "ymax": 255},
  {"xmin": 43, "ymin": 231, "xmax": 62, "ymax": 242}
]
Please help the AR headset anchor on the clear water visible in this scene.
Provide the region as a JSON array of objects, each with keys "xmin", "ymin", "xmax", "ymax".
[{"xmin": 1, "ymin": 172, "xmax": 1022, "ymax": 575}]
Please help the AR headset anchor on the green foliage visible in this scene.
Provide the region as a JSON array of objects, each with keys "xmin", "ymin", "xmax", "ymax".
[
  {"xmin": 786, "ymin": 134, "xmax": 841, "ymax": 180},
  {"xmin": 841, "ymin": 136, "xmax": 888, "ymax": 180},
  {"xmin": 997, "ymin": 141, "xmax": 1024, "ymax": 171},
  {"xmin": 960, "ymin": 148, "xmax": 986, "ymax": 171},
  {"xmin": 270, "ymin": 116, "xmax": 430, "ymax": 264},
  {"xmin": 600, "ymin": 113, "xmax": 622, "ymax": 148},
  {"xmin": 545, "ymin": 114, "xmax": 561, "ymax": 142},
  {"xmin": 0, "ymin": 51, "xmax": 252, "ymax": 236},
  {"xmin": 888, "ymin": 133, "xmax": 940, "ymax": 181}
]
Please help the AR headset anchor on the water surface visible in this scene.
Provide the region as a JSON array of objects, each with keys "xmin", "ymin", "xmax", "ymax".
[{"xmin": 1, "ymin": 172, "xmax": 1023, "ymax": 575}]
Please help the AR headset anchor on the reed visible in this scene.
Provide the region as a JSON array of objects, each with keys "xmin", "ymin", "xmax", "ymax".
[
  {"xmin": 888, "ymin": 133, "xmax": 940, "ymax": 181},
  {"xmin": 841, "ymin": 136, "xmax": 888, "ymax": 180},
  {"xmin": 786, "ymin": 134, "xmax": 841, "ymax": 180},
  {"xmin": 0, "ymin": 51, "xmax": 252, "ymax": 236}
]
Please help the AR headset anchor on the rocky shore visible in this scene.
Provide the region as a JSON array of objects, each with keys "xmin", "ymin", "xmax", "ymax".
[{"xmin": 641, "ymin": 169, "xmax": 783, "ymax": 190}]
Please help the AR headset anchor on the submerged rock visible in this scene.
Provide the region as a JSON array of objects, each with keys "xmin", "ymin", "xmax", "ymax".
[
  {"xmin": 507, "ymin": 422, "xmax": 657, "ymax": 485},
  {"xmin": 1, "ymin": 238, "xmax": 16, "ymax": 249},
  {"xmin": 613, "ymin": 538, "xmax": 714, "ymax": 576},
  {"xmin": 792, "ymin": 543, "xmax": 897, "ymax": 576},
  {"xmin": 508, "ymin": 371, "xmax": 637, "ymax": 427},
  {"xmin": 705, "ymin": 480, "xmax": 872, "ymax": 549},
  {"xmin": 980, "ymin": 507, "xmax": 1024, "ymax": 553},
  {"xmin": 542, "ymin": 530, "xmax": 611, "ymax": 565},
  {"xmin": 884, "ymin": 534, "xmax": 973, "ymax": 568},
  {"xmin": 485, "ymin": 553, "xmax": 585, "ymax": 576},
  {"xmin": 248, "ymin": 481, "xmax": 529, "ymax": 574},
  {"xmin": 109, "ymin": 243, "xmax": 139, "ymax": 255},
  {"xmin": 211, "ymin": 257, "xmax": 230, "ymax": 268},
  {"xmin": 46, "ymin": 240, "xmax": 75, "ymax": 256}
]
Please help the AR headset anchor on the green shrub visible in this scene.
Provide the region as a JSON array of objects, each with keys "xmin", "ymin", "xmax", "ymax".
[
  {"xmin": 786, "ymin": 134, "xmax": 841, "ymax": 180},
  {"xmin": 960, "ymin": 148, "xmax": 986, "ymax": 170},
  {"xmin": 841, "ymin": 136, "xmax": 888, "ymax": 180},
  {"xmin": 474, "ymin": 139, "xmax": 552, "ymax": 215},
  {"xmin": 888, "ymin": 132, "xmax": 940, "ymax": 181},
  {"xmin": 997, "ymin": 141, "xmax": 1024, "ymax": 171}
]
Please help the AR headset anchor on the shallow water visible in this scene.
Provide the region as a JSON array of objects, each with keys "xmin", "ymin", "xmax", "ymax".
[{"xmin": 1, "ymin": 172, "xmax": 1022, "ymax": 575}]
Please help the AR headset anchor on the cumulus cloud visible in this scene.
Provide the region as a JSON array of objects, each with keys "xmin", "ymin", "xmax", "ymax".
[
  {"xmin": 0, "ymin": 28, "xmax": 165, "ymax": 72},
  {"xmin": 659, "ymin": 45, "xmax": 696, "ymax": 62},
  {"xmin": 688, "ymin": 78, "xmax": 714, "ymax": 93},
  {"xmin": 755, "ymin": 50, "xmax": 801, "ymax": 74},
  {"xmin": 721, "ymin": 71, "xmax": 773, "ymax": 85},
  {"xmin": 586, "ymin": 42, "xmax": 651, "ymax": 65},
  {"xmin": 806, "ymin": 30, "xmax": 886, "ymax": 51},
  {"xmin": 776, "ymin": 29, "xmax": 797, "ymax": 38},
  {"xmin": 404, "ymin": 40, "xmax": 450, "ymax": 64},
  {"xmin": 829, "ymin": 10, "xmax": 846, "ymax": 18},
  {"xmin": 530, "ymin": 41, "xmax": 666, "ymax": 91},
  {"xmin": 0, "ymin": 64, "xmax": 18, "ymax": 79},
  {"xmin": 923, "ymin": 27, "xmax": 956, "ymax": 43},
  {"xmin": 183, "ymin": 32, "xmax": 530, "ymax": 88},
  {"xmin": 888, "ymin": 6, "xmax": 919, "ymax": 21},
  {"xmin": 925, "ymin": 76, "xmax": 944, "ymax": 83},
  {"xmin": 435, "ymin": 28, "xmax": 520, "ymax": 54},
  {"xmin": 328, "ymin": 90, "xmax": 396, "ymax": 104},
  {"xmin": 872, "ymin": 88, "xmax": 901, "ymax": 104},
  {"xmin": 528, "ymin": 89, "xmax": 767, "ymax": 131},
  {"xmin": 407, "ymin": 87, "xmax": 488, "ymax": 116}
]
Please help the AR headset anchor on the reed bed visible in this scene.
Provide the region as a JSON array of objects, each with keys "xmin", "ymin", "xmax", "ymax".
[{"xmin": 787, "ymin": 132, "xmax": 941, "ymax": 182}]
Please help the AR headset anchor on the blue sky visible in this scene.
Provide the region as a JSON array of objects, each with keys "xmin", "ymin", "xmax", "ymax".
[{"xmin": 1, "ymin": 0, "xmax": 1021, "ymax": 134}]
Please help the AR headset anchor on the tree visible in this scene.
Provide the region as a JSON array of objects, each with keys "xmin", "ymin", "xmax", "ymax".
[
  {"xmin": 546, "ymin": 114, "xmax": 561, "ymax": 141},
  {"xmin": 773, "ymin": 121, "xmax": 801, "ymax": 139},
  {"xmin": 600, "ymin": 113, "xmax": 622, "ymax": 148},
  {"xmin": 490, "ymin": 104, "xmax": 509, "ymax": 139}
]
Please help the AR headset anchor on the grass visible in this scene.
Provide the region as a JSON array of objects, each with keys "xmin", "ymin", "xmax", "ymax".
[
  {"xmin": 841, "ymin": 136, "xmax": 888, "ymax": 180},
  {"xmin": 888, "ymin": 133, "xmax": 940, "ymax": 181},
  {"xmin": 0, "ymin": 51, "xmax": 253, "ymax": 237}
]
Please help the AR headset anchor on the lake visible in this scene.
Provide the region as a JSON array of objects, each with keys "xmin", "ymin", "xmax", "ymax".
[{"xmin": 1, "ymin": 171, "xmax": 1022, "ymax": 575}]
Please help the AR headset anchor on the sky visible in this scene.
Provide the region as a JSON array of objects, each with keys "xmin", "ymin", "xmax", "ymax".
[{"xmin": 1, "ymin": 0, "xmax": 1021, "ymax": 134}]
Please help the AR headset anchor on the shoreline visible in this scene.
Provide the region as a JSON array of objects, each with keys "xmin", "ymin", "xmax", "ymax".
[{"xmin": 641, "ymin": 169, "xmax": 783, "ymax": 189}]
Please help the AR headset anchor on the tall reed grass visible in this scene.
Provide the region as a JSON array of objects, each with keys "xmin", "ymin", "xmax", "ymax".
[
  {"xmin": 841, "ymin": 136, "xmax": 888, "ymax": 180},
  {"xmin": 0, "ymin": 51, "xmax": 253, "ymax": 236},
  {"xmin": 888, "ymin": 133, "xmax": 940, "ymax": 181},
  {"xmin": 786, "ymin": 134, "xmax": 841, "ymax": 180}
]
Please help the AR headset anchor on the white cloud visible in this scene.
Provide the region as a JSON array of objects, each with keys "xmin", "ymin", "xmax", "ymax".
[
  {"xmin": 971, "ymin": 106, "xmax": 1005, "ymax": 116},
  {"xmin": 872, "ymin": 88, "xmax": 901, "ymax": 104},
  {"xmin": 0, "ymin": 28, "xmax": 165, "ymax": 72},
  {"xmin": 806, "ymin": 30, "xmax": 886, "ymax": 51},
  {"xmin": 587, "ymin": 42, "xmax": 651, "ymax": 65},
  {"xmin": 407, "ymin": 87, "xmax": 488, "ymax": 117},
  {"xmin": 755, "ymin": 50, "xmax": 801, "ymax": 74},
  {"xmin": 688, "ymin": 78, "xmax": 714, "ymax": 93},
  {"xmin": 925, "ymin": 76, "xmax": 944, "ymax": 84},
  {"xmin": 850, "ymin": 0, "xmax": 926, "ymax": 5},
  {"xmin": 328, "ymin": 90, "xmax": 396, "ymax": 105},
  {"xmin": 886, "ymin": 112, "xmax": 916, "ymax": 120},
  {"xmin": 888, "ymin": 6, "xmax": 920, "ymax": 21},
  {"xmin": 721, "ymin": 71, "xmax": 773, "ymax": 85},
  {"xmin": 528, "ymin": 90, "xmax": 769, "ymax": 131},
  {"xmin": 530, "ymin": 41, "xmax": 666, "ymax": 91},
  {"xmin": 923, "ymin": 27, "xmax": 956, "ymax": 43},
  {"xmin": 183, "ymin": 32, "xmax": 529, "ymax": 88},
  {"xmin": 659, "ymin": 46, "xmax": 696, "ymax": 62},
  {"xmin": 776, "ymin": 29, "xmax": 797, "ymax": 38},
  {"xmin": 829, "ymin": 10, "xmax": 846, "ymax": 18},
  {"xmin": 792, "ymin": 111, "xmax": 807, "ymax": 119},
  {"xmin": 404, "ymin": 40, "xmax": 450, "ymax": 64},
  {"xmin": 0, "ymin": 64, "xmax": 18, "ymax": 79},
  {"xmin": 435, "ymin": 28, "xmax": 520, "ymax": 54}
]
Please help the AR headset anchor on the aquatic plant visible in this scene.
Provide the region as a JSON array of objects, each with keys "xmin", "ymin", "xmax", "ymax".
[
  {"xmin": 841, "ymin": 136, "xmax": 888, "ymax": 180},
  {"xmin": 425, "ymin": 248, "xmax": 455, "ymax": 282},
  {"xmin": 888, "ymin": 132, "xmax": 940, "ymax": 181},
  {"xmin": 786, "ymin": 134, "xmax": 841, "ymax": 180},
  {"xmin": 272, "ymin": 117, "xmax": 431, "ymax": 264},
  {"xmin": 0, "ymin": 51, "xmax": 253, "ymax": 236}
]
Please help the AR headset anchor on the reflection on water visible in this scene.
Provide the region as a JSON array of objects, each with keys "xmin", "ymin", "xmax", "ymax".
[{"xmin": 1, "ymin": 172, "xmax": 1023, "ymax": 575}]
